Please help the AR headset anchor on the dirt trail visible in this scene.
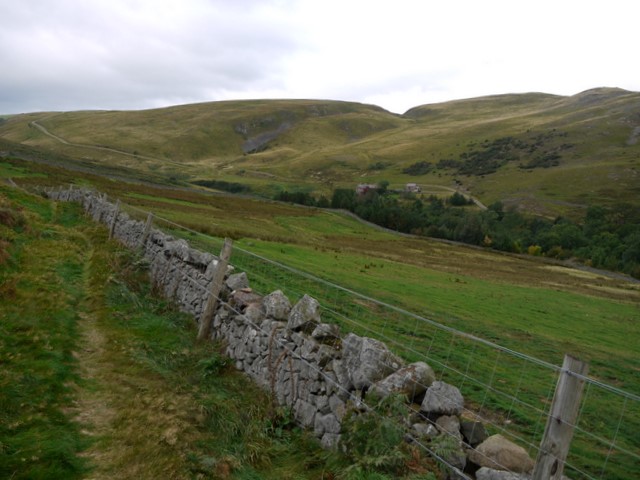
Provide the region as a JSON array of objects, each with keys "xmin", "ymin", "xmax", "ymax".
[{"xmin": 30, "ymin": 120, "xmax": 185, "ymax": 167}]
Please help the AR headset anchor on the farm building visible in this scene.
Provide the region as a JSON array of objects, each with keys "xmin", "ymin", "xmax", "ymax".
[
  {"xmin": 405, "ymin": 183, "xmax": 421, "ymax": 193},
  {"xmin": 356, "ymin": 183, "xmax": 379, "ymax": 195}
]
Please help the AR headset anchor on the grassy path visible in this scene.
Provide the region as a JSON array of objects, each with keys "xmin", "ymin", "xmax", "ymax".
[{"xmin": 0, "ymin": 186, "xmax": 345, "ymax": 480}]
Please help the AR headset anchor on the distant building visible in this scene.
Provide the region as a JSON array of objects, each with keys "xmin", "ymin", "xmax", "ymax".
[
  {"xmin": 356, "ymin": 183, "xmax": 378, "ymax": 195},
  {"xmin": 405, "ymin": 183, "xmax": 421, "ymax": 193}
]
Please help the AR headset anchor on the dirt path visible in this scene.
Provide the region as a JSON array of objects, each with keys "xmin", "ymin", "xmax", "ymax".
[
  {"xmin": 30, "ymin": 120, "xmax": 185, "ymax": 167},
  {"xmin": 69, "ymin": 242, "xmax": 203, "ymax": 479}
]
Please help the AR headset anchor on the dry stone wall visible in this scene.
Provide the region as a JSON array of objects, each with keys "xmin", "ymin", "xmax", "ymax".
[{"xmin": 47, "ymin": 187, "xmax": 539, "ymax": 479}]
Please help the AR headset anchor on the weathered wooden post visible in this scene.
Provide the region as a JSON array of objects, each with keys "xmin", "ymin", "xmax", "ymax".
[
  {"xmin": 139, "ymin": 213, "xmax": 154, "ymax": 250},
  {"xmin": 197, "ymin": 238, "xmax": 233, "ymax": 342},
  {"xmin": 533, "ymin": 354, "xmax": 589, "ymax": 480},
  {"xmin": 108, "ymin": 199, "xmax": 120, "ymax": 240}
]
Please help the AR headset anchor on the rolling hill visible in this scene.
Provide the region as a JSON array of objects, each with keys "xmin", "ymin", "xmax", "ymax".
[{"xmin": 1, "ymin": 87, "xmax": 639, "ymax": 217}]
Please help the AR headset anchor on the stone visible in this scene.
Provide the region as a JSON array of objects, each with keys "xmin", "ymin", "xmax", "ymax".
[
  {"xmin": 230, "ymin": 289, "xmax": 262, "ymax": 310},
  {"xmin": 369, "ymin": 361, "xmax": 436, "ymax": 402},
  {"xmin": 420, "ymin": 381, "xmax": 464, "ymax": 416},
  {"xmin": 329, "ymin": 394, "xmax": 347, "ymax": 421},
  {"xmin": 342, "ymin": 333, "xmax": 404, "ymax": 390},
  {"xmin": 411, "ymin": 422, "xmax": 438, "ymax": 439},
  {"xmin": 294, "ymin": 399, "xmax": 317, "ymax": 428},
  {"xmin": 287, "ymin": 294, "xmax": 321, "ymax": 331},
  {"xmin": 243, "ymin": 303, "xmax": 264, "ymax": 324},
  {"xmin": 460, "ymin": 421, "xmax": 488, "ymax": 447},
  {"xmin": 475, "ymin": 467, "xmax": 531, "ymax": 480},
  {"xmin": 468, "ymin": 434, "xmax": 535, "ymax": 474},
  {"xmin": 316, "ymin": 344, "xmax": 338, "ymax": 367},
  {"xmin": 263, "ymin": 290, "xmax": 292, "ymax": 320},
  {"xmin": 435, "ymin": 415, "xmax": 462, "ymax": 442},
  {"xmin": 163, "ymin": 239, "xmax": 190, "ymax": 259},
  {"xmin": 314, "ymin": 412, "xmax": 341, "ymax": 436},
  {"xmin": 225, "ymin": 272, "xmax": 249, "ymax": 291},
  {"xmin": 311, "ymin": 323, "xmax": 340, "ymax": 342}
]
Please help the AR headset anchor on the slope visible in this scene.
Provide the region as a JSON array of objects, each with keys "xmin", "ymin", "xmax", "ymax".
[{"xmin": 1, "ymin": 88, "xmax": 639, "ymax": 216}]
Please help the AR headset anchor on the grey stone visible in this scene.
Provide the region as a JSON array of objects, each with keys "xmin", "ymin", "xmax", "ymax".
[
  {"xmin": 475, "ymin": 467, "xmax": 531, "ymax": 480},
  {"xmin": 311, "ymin": 323, "xmax": 340, "ymax": 342},
  {"xmin": 468, "ymin": 434, "xmax": 535, "ymax": 474},
  {"xmin": 230, "ymin": 289, "xmax": 262, "ymax": 309},
  {"xmin": 294, "ymin": 399, "xmax": 317, "ymax": 428},
  {"xmin": 243, "ymin": 303, "xmax": 264, "ymax": 324},
  {"xmin": 263, "ymin": 290, "xmax": 292, "ymax": 320},
  {"xmin": 342, "ymin": 333, "xmax": 404, "ymax": 390},
  {"xmin": 225, "ymin": 271, "xmax": 249, "ymax": 291},
  {"xmin": 316, "ymin": 344, "xmax": 338, "ymax": 367},
  {"xmin": 420, "ymin": 381, "xmax": 464, "ymax": 416},
  {"xmin": 287, "ymin": 294, "xmax": 321, "ymax": 331},
  {"xmin": 411, "ymin": 422, "xmax": 438, "ymax": 439},
  {"xmin": 435, "ymin": 415, "xmax": 462, "ymax": 442},
  {"xmin": 300, "ymin": 338, "xmax": 319, "ymax": 360},
  {"xmin": 461, "ymin": 421, "xmax": 488, "ymax": 447},
  {"xmin": 314, "ymin": 412, "xmax": 341, "ymax": 436},
  {"xmin": 329, "ymin": 394, "xmax": 347, "ymax": 421},
  {"xmin": 369, "ymin": 361, "xmax": 436, "ymax": 402}
]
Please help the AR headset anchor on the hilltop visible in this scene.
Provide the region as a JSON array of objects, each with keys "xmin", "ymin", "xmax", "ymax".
[{"xmin": 1, "ymin": 87, "xmax": 639, "ymax": 217}]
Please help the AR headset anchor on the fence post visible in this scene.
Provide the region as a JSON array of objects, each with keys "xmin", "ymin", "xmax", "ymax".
[
  {"xmin": 197, "ymin": 238, "xmax": 233, "ymax": 342},
  {"xmin": 108, "ymin": 199, "xmax": 120, "ymax": 240},
  {"xmin": 139, "ymin": 213, "xmax": 154, "ymax": 250},
  {"xmin": 533, "ymin": 354, "xmax": 589, "ymax": 480}
]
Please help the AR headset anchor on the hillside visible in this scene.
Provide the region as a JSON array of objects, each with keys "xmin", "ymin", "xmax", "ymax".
[{"xmin": 1, "ymin": 88, "xmax": 639, "ymax": 218}]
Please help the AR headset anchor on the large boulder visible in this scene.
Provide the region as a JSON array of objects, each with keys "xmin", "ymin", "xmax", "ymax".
[
  {"xmin": 287, "ymin": 294, "xmax": 321, "ymax": 331},
  {"xmin": 369, "ymin": 361, "xmax": 436, "ymax": 402},
  {"xmin": 263, "ymin": 290, "xmax": 292, "ymax": 321},
  {"xmin": 420, "ymin": 381, "xmax": 464, "ymax": 416},
  {"xmin": 468, "ymin": 434, "xmax": 535, "ymax": 474},
  {"xmin": 342, "ymin": 333, "xmax": 404, "ymax": 390}
]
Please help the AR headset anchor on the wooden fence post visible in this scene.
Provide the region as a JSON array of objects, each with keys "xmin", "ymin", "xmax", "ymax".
[
  {"xmin": 108, "ymin": 199, "xmax": 120, "ymax": 240},
  {"xmin": 533, "ymin": 354, "xmax": 589, "ymax": 480},
  {"xmin": 139, "ymin": 213, "xmax": 154, "ymax": 250},
  {"xmin": 197, "ymin": 238, "xmax": 233, "ymax": 342}
]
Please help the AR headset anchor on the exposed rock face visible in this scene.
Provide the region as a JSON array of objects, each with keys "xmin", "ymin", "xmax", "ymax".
[
  {"xmin": 468, "ymin": 434, "xmax": 535, "ymax": 474},
  {"xmin": 421, "ymin": 381, "xmax": 464, "ymax": 416},
  {"xmin": 342, "ymin": 333, "xmax": 404, "ymax": 390},
  {"xmin": 369, "ymin": 361, "xmax": 436, "ymax": 402}
]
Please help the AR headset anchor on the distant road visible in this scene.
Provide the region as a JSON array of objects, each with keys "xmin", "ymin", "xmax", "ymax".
[{"xmin": 30, "ymin": 120, "xmax": 185, "ymax": 167}]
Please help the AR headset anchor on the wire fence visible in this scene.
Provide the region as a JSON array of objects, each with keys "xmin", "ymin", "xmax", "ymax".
[{"xmin": 44, "ymin": 185, "xmax": 640, "ymax": 480}]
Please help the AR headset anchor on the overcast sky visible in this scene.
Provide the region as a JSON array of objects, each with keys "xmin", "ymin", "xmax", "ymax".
[{"xmin": 1, "ymin": 0, "xmax": 639, "ymax": 115}]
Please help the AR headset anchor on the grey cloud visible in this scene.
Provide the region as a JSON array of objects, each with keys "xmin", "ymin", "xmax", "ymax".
[{"xmin": 0, "ymin": 0, "xmax": 299, "ymax": 113}]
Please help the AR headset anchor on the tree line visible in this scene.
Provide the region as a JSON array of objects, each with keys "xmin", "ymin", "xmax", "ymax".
[{"xmin": 276, "ymin": 187, "xmax": 640, "ymax": 279}]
